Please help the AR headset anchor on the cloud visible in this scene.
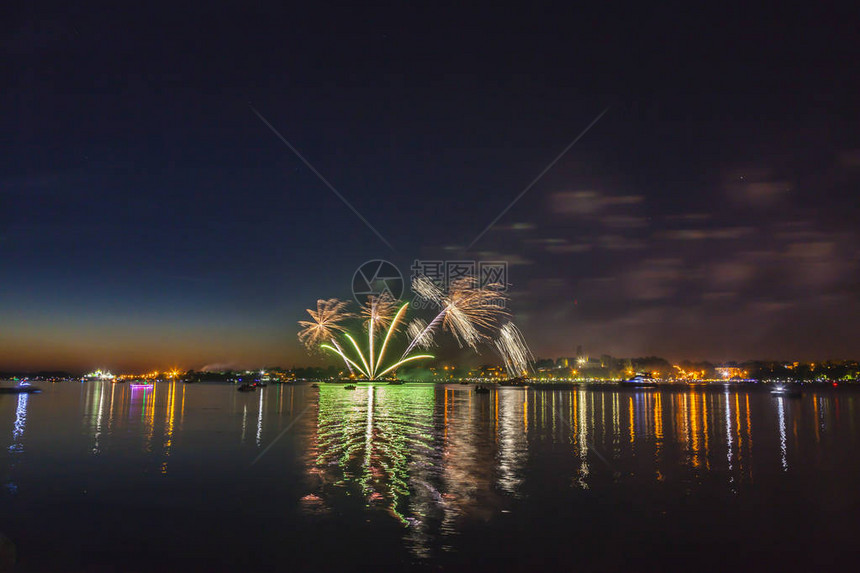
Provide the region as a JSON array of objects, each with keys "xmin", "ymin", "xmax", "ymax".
[
  {"xmin": 785, "ymin": 241, "xmax": 834, "ymax": 259},
  {"xmin": 838, "ymin": 149, "xmax": 860, "ymax": 169},
  {"xmin": 662, "ymin": 227, "xmax": 754, "ymax": 241},
  {"xmin": 748, "ymin": 301, "xmax": 794, "ymax": 313},
  {"xmin": 474, "ymin": 251, "xmax": 532, "ymax": 266},
  {"xmin": 546, "ymin": 242, "xmax": 593, "ymax": 254},
  {"xmin": 527, "ymin": 277, "xmax": 570, "ymax": 292},
  {"xmin": 550, "ymin": 191, "xmax": 644, "ymax": 216},
  {"xmin": 201, "ymin": 362, "xmax": 240, "ymax": 372},
  {"xmin": 518, "ymin": 160, "xmax": 860, "ymax": 359},
  {"xmin": 599, "ymin": 234, "xmax": 647, "ymax": 250},
  {"xmin": 603, "ymin": 195, "xmax": 644, "ymax": 206},
  {"xmin": 666, "ymin": 213, "xmax": 711, "ymax": 222},
  {"xmin": 724, "ymin": 167, "xmax": 792, "ymax": 207},
  {"xmin": 528, "ymin": 238, "xmax": 593, "ymax": 254},
  {"xmin": 624, "ymin": 258, "xmax": 682, "ymax": 301},
  {"xmin": 710, "ymin": 261, "xmax": 754, "ymax": 289},
  {"xmin": 551, "ymin": 190, "xmax": 603, "ymax": 215},
  {"xmin": 702, "ymin": 291, "xmax": 738, "ymax": 302},
  {"xmin": 600, "ymin": 215, "xmax": 648, "ymax": 229},
  {"xmin": 488, "ymin": 222, "xmax": 536, "ymax": 233}
]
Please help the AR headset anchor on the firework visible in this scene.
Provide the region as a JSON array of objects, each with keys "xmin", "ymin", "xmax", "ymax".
[
  {"xmin": 360, "ymin": 293, "xmax": 399, "ymax": 332},
  {"xmin": 494, "ymin": 321, "xmax": 534, "ymax": 377},
  {"xmin": 411, "ymin": 275, "xmax": 444, "ymax": 306},
  {"xmin": 403, "ymin": 276, "xmax": 508, "ymax": 356},
  {"xmin": 443, "ymin": 277, "xmax": 508, "ymax": 338},
  {"xmin": 322, "ymin": 302, "xmax": 433, "ymax": 379},
  {"xmin": 299, "ymin": 274, "xmax": 529, "ymax": 381},
  {"xmin": 298, "ymin": 298, "xmax": 357, "ymax": 374},
  {"xmin": 359, "ymin": 293, "xmax": 401, "ymax": 372},
  {"xmin": 297, "ymin": 298, "xmax": 354, "ymax": 349},
  {"xmin": 405, "ymin": 317, "xmax": 436, "ymax": 350}
]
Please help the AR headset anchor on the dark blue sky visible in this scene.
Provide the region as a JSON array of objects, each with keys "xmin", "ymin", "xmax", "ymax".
[{"xmin": 3, "ymin": 2, "xmax": 858, "ymax": 370}]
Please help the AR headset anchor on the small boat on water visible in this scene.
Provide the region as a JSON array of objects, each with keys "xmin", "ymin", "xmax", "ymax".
[
  {"xmin": 344, "ymin": 385, "xmax": 357, "ymax": 390},
  {"xmin": 621, "ymin": 375, "xmax": 658, "ymax": 388},
  {"xmin": 474, "ymin": 385, "xmax": 491, "ymax": 394},
  {"xmin": 771, "ymin": 384, "xmax": 803, "ymax": 398},
  {"xmin": 310, "ymin": 383, "xmax": 319, "ymax": 388},
  {"xmin": 459, "ymin": 381, "xmax": 469, "ymax": 385},
  {"xmin": 237, "ymin": 383, "xmax": 255, "ymax": 392},
  {"xmin": 129, "ymin": 383, "xmax": 154, "ymax": 389}
]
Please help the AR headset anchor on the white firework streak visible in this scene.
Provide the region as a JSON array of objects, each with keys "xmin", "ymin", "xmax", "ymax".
[
  {"xmin": 330, "ymin": 338, "xmax": 354, "ymax": 375},
  {"xmin": 444, "ymin": 303, "xmax": 482, "ymax": 349},
  {"xmin": 494, "ymin": 322, "xmax": 534, "ymax": 377},
  {"xmin": 405, "ymin": 318, "xmax": 436, "ymax": 350},
  {"xmin": 403, "ymin": 275, "xmax": 508, "ymax": 357},
  {"xmin": 401, "ymin": 276, "xmax": 444, "ymax": 358},
  {"xmin": 401, "ymin": 310, "xmax": 444, "ymax": 358},
  {"xmin": 411, "ymin": 275, "xmax": 444, "ymax": 305}
]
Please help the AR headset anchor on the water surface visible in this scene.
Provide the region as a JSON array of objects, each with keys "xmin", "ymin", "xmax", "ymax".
[{"xmin": 1, "ymin": 381, "xmax": 858, "ymax": 571}]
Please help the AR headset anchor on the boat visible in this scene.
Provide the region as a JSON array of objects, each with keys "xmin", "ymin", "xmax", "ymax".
[
  {"xmin": 459, "ymin": 381, "xmax": 469, "ymax": 385},
  {"xmin": 129, "ymin": 382, "xmax": 154, "ymax": 389},
  {"xmin": 237, "ymin": 383, "xmax": 256, "ymax": 392},
  {"xmin": 253, "ymin": 382, "xmax": 268, "ymax": 387},
  {"xmin": 310, "ymin": 383, "xmax": 319, "ymax": 388},
  {"xmin": 771, "ymin": 384, "xmax": 803, "ymax": 398},
  {"xmin": 620, "ymin": 374, "xmax": 658, "ymax": 388},
  {"xmin": 81, "ymin": 369, "xmax": 116, "ymax": 383},
  {"xmin": 499, "ymin": 377, "xmax": 528, "ymax": 387},
  {"xmin": 474, "ymin": 385, "xmax": 491, "ymax": 394},
  {"xmin": 344, "ymin": 385, "xmax": 357, "ymax": 390}
]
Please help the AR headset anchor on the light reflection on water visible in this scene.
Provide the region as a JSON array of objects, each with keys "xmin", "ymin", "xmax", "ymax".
[
  {"xmin": 10, "ymin": 394, "xmax": 27, "ymax": 454},
  {"xmin": 293, "ymin": 383, "xmax": 857, "ymax": 560},
  {"xmin": 304, "ymin": 385, "xmax": 438, "ymax": 527},
  {"xmin": 9, "ymin": 382, "xmax": 857, "ymax": 487},
  {"xmin": 3, "ymin": 393, "xmax": 28, "ymax": 495},
  {"xmin": 1, "ymin": 381, "xmax": 859, "ymax": 570}
]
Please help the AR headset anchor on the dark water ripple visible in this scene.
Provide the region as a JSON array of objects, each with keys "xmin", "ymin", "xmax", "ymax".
[{"xmin": 1, "ymin": 381, "xmax": 859, "ymax": 571}]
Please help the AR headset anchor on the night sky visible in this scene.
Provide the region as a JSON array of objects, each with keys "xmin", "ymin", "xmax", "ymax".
[{"xmin": 3, "ymin": 2, "xmax": 858, "ymax": 371}]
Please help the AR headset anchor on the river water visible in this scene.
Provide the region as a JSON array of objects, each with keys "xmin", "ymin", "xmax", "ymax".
[{"xmin": 1, "ymin": 381, "xmax": 858, "ymax": 571}]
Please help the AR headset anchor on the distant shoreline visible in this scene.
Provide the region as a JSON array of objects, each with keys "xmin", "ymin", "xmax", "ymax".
[{"xmin": 4, "ymin": 378, "xmax": 857, "ymax": 388}]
